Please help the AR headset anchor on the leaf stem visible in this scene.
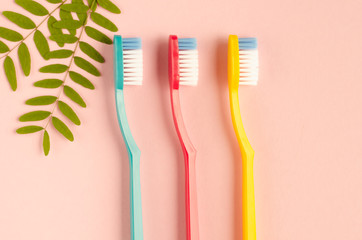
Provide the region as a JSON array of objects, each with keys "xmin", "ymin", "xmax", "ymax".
[
  {"xmin": 43, "ymin": 4, "xmax": 94, "ymax": 131},
  {"xmin": 0, "ymin": 0, "xmax": 68, "ymax": 60}
]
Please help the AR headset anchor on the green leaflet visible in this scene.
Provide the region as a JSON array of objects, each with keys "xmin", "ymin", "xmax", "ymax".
[
  {"xmin": 97, "ymin": 0, "xmax": 121, "ymax": 14},
  {"xmin": 48, "ymin": 16, "xmax": 64, "ymax": 47},
  {"xmin": 49, "ymin": 34, "xmax": 78, "ymax": 43},
  {"xmin": 85, "ymin": 26, "xmax": 112, "ymax": 44},
  {"xmin": 79, "ymin": 41, "xmax": 105, "ymax": 63},
  {"xmin": 0, "ymin": 27, "xmax": 23, "ymax": 42},
  {"xmin": 16, "ymin": 125, "xmax": 43, "ymax": 134},
  {"xmin": 52, "ymin": 116, "xmax": 74, "ymax": 141},
  {"xmin": 18, "ymin": 43, "xmax": 31, "ymax": 76},
  {"xmin": 47, "ymin": 0, "xmax": 62, "ymax": 3},
  {"xmin": 87, "ymin": 0, "xmax": 97, "ymax": 11},
  {"xmin": 64, "ymin": 85, "xmax": 86, "ymax": 107},
  {"xmin": 46, "ymin": 50, "xmax": 74, "ymax": 59},
  {"xmin": 59, "ymin": 9, "xmax": 76, "ymax": 35},
  {"xmin": 74, "ymin": 56, "xmax": 100, "ymax": 76},
  {"xmin": 39, "ymin": 64, "xmax": 68, "ymax": 73},
  {"xmin": 26, "ymin": 96, "xmax": 57, "ymax": 105},
  {"xmin": 90, "ymin": 12, "xmax": 118, "ymax": 32},
  {"xmin": 15, "ymin": 0, "xmax": 49, "ymax": 16},
  {"xmin": 72, "ymin": 0, "xmax": 88, "ymax": 23},
  {"xmin": 2, "ymin": 11, "xmax": 36, "ymax": 29},
  {"xmin": 53, "ymin": 20, "xmax": 82, "ymax": 30},
  {"xmin": 61, "ymin": 3, "xmax": 89, "ymax": 13},
  {"xmin": 58, "ymin": 101, "xmax": 81, "ymax": 125},
  {"xmin": 19, "ymin": 111, "xmax": 51, "ymax": 122},
  {"xmin": 4, "ymin": 56, "xmax": 17, "ymax": 91},
  {"xmin": 0, "ymin": 40, "xmax": 9, "ymax": 53},
  {"xmin": 34, "ymin": 30, "xmax": 50, "ymax": 60},
  {"xmin": 43, "ymin": 130, "xmax": 50, "ymax": 156},
  {"xmin": 34, "ymin": 79, "xmax": 63, "ymax": 88},
  {"xmin": 69, "ymin": 71, "xmax": 95, "ymax": 89}
]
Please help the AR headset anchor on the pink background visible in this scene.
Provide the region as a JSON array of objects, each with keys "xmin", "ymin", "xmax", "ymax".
[{"xmin": 0, "ymin": 0, "xmax": 362, "ymax": 239}]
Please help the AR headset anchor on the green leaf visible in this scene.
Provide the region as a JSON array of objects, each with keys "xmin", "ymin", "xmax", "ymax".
[
  {"xmin": 0, "ymin": 40, "xmax": 9, "ymax": 53},
  {"xmin": 16, "ymin": 125, "xmax": 43, "ymax": 134},
  {"xmin": 77, "ymin": 12, "xmax": 87, "ymax": 24},
  {"xmin": 48, "ymin": 16, "xmax": 64, "ymax": 47},
  {"xmin": 74, "ymin": 56, "xmax": 100, "ymax": 76},
  {"xmin": 34, "ymin": 79, "xmax": 63, "ymax": 88},
  {"xmin": 26, "ymin": 96, "xmax": 57, "ymax": 105},
  {"xmin": 79, "ymin": 41, "xmax": 104, "ymax": 63},
  {"xmin": 39, "ymin": 64, "xmax": 68, "ymax": 73},
  {"xmin": 49, "ymin": 34, "xmax": 78, "ymax": 43},
  {"xmin": 97, "ymin": 0, "xmax": 121, "ymax": 13},
  {"xmin": 90, "ymin": 12, "xmax": 118, "ymax": 32},
  {"xmin": 69, "ymin": 71, "xmax": 94, "ymax": 89},
  {"xmin": 85, "ymin": 26, "xmax": 112, "ymax": 44},
  {"xmin": 15, "ymin": 0, "xmax": 49, "ymax": 16},
  {"xmin": 4, "ymin": 56, "xmax": 17, "ymax": 91},
  {"xmin": 72, "ymin": 0, "xmax": 85, "ymax": 5},
  {"xmin": 87, "ymin": 0, "xmax": 97, "ymax": 11},
  {"xmin": 34, "ymin": 30, "xmax": 50, "ymax": 60},
  {"xmin": 58, "ymin": 101, "xmax": 81, "ymax": 125},
  {"xmin": 43, "ymin": 130, "xmax": 50, "ymax": 156},
  {"xmin": 47, "ymin": 0, "xmax": 62, "ymax": 3},
  {"xmin": 64, "ymin": 85, "xmax": 86, "ymax": 107},
  {"xmin": 70, "ymin": 0, "xmax": 88, "ymax": 23},
  {"xmin": 0, "ymin": 27, "xmax": 23, "ymax": 42},
  {"xmin": 52, "ymin": 116, "xmax": 74, "ymax": 141},
  {"xmin": 2, "ymin": 11, "xmax": 36, "ymax": 29},
  {"xmin": 61, "ymin": 3, "xmax": 89, "ymax": 13},
  {"xmin": 46, "ymin": 50, "xmax": 73, "ymax": 59},
  {"xmin": 53, "ymin": 20, "xmax": 82, "ymax": 29},
  {"xmin": 18, "ymin": 43, "xmax": 31, "ymax": 76},
  {"xmin": 19, "ymin": 111, "xmax": 51, "ymax": 122},
  {"xmin": 59, "ymin": 9, "xmax": 76, "ymax": 35}
]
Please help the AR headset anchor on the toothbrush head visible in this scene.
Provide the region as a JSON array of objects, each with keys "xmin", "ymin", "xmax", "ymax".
[
  {"xmin": 169, "ymin": 35, "xmax": 199, "ymax": 89},
  {"xmin": 228, "ymin": 35, "xmax": 258, "ymax": 89},
  {"xmin": 114, "ymin": 35, "xmax": 143, "ymax": 90}
]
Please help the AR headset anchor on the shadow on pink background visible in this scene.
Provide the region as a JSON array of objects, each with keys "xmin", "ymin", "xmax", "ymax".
[{"xmin": 1, "ymin": 0, "xmax": 362, "ymax": 240}]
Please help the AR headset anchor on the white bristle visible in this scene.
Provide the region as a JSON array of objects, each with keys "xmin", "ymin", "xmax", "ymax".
[
  {"xmin": 123, "ymin": 49, "xmax": 143, "ymax": 85},
  {"xmin": 179, "ymin": 49, "xmax": 199, "ymax": 86},
  {"xmin": 239, "ymin": 49, "xmax": 259, "ymax": 85}
]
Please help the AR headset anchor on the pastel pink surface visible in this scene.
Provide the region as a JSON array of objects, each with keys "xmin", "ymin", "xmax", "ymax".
[{"xmin": 0, "ymin": 0, "xmax": 362, "ymax": 240}]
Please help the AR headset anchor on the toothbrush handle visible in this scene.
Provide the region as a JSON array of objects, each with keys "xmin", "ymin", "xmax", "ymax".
[
  {"xmin": 241, "ymin": 152, "xmax": 256, "ymax": 240},
  {"xmin": 115, "ymin": 90, "xmax": 144, "ymax": 240},
  {"xmin": 130, "ymin": 155, "xmax": 144, "ymax": 240},
  {"xmin": 185, "ymin": 149, "xmax": 199, "ymax": 240},
  {"xmin": 171, "ymin": 89, "xmax": 199, "ymax": 240},
  {"xmin": 229, "ymin": 90, "xmax": 256, "ymax": 240}
]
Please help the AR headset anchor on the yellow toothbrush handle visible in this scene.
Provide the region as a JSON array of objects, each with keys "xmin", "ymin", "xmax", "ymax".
[
  {"xmin": 229, "ymin": 90, "xmax": 256, "ymax": 240},
  {"xmin": 241, "ymin": 146, "xmax": 256, "ymax": 240}
]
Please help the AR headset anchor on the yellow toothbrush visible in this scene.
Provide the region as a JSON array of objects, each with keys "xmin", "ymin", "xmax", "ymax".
[{"xmin": 228, "ymin": 35, "xmax": 258, "ymax": 240}]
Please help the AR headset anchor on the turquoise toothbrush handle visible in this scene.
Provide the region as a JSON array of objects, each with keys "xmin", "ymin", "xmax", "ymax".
[
  {"xmin": 115, "ymin": 90, "xmax": 144, "ymax": 240},
  {"xmin": 130, "ymin": 152, "xmax": 143, "ymax": 240}
]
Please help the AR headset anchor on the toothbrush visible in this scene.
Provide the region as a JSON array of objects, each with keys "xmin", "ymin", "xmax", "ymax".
[
  {"xmin": 113, "ymin": 35, "xmax": 144, "ymax": 240},
  {"xmin": 228, "ymin": 35, "xmax": 258, "ymax": 240},
  {"xmin": 168, "ymin": 35, "xmax": 200, "ymax": 240}
]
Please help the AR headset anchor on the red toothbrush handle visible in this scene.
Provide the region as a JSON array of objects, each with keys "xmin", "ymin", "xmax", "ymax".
[
  {"xmin": 186, "ymin": 149, "xmax": 199, "ymax": 240},
  {"xmin": 171, "ymin": 90, "xmax": 199, "ymax": 240}
]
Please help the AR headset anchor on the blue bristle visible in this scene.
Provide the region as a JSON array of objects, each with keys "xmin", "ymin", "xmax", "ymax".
[
  {"xmin": 122, "ymin": 37, "xmax": 142, "ymax": 50},
  {"xmin": 178, "ymin": 38, "xmax": 197, "ymax": 50},
  {"xmin": 238, "ymin": 37, "xmax": 257, "ymax": 50}
]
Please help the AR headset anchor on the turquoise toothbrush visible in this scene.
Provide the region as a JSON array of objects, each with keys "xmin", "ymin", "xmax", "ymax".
[{"xmin": 113, "ymin": 35, "xmax": 144, "ymax": 240}]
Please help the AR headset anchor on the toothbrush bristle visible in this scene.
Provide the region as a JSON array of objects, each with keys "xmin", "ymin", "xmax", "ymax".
[
  {"xmin": 178, "ymin": 38, "xmax": 198, "ymax": 86},
  {"xmin": 122, "ymin": 38, "xmax": 143, "ymax": 85},
  {"xmin": 238, "ymin": 37, "xmax": 258, "ymax": 85}
]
